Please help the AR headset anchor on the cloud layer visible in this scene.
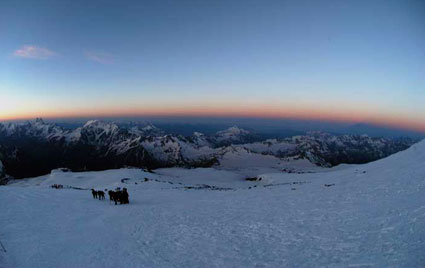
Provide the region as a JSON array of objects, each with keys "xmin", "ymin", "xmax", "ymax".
[
  {"xmin": 85, "ymin": 51, "xmax": 113, "ymax": 64},
  {"xmin": 13, "ymin": 46, "xmax": 56, "ymax": 59}
]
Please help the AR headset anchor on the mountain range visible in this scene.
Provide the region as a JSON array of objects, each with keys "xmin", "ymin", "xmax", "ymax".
[{"xmin": 0, "ymin": 118, "xmax": 417, "ymax": 181}]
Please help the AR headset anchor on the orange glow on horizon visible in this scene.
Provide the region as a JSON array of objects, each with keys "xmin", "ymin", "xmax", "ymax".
[{"xmin": 1, "ymin": 104, "xmax": 424, "ymax": 133}]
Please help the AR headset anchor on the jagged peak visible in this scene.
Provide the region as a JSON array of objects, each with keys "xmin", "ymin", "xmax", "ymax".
[
  {"xmin": 82, "ymin": 120, "xmax": 118, "ymax": 130},
  {"xmin": 34, "ymin": 117, "xmax": 45, "ymax": 124},
  {"xmin": 127, "ymin": 123, "xmax": 164, "ymax": 138},
  {"xmin": 83, "ymin": 120, "xmax": 102, "ymax": 128}
]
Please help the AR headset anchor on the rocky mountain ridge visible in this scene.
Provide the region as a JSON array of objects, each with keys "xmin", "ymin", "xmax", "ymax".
[{"xmin": 0, "ymin": 119, "xmax": 417, "ymax": 179}]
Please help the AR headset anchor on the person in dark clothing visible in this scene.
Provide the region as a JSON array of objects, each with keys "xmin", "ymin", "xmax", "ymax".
[
  {"xmin": 91, "ymin": 189, "xmax": 98, "ymax": 199},
  {"xmin": 113, "ymin": 191, "xmax": 120, "ymax": 205},
  {"xmin": 97, "ymin": 191, "xmax": 105, "ymax": 200},
  {"xmin": 108, "ymin": 190, "xmax": 114, "ymax": 203},
  {"xmin": 121, "ymin": 188, "xmax": 129, "ymax": 204}
]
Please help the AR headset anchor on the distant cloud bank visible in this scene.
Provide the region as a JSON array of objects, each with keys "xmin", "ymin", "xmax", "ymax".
[
  {"xmin": 13, "ymin": 45, "xmax": 56, "ymax": 59},
  {"xmin": 85, "ymin": 51, "xmax": 113, "ymax": 64}
]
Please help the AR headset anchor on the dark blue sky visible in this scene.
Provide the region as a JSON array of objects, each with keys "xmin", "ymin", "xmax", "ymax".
[{"xmin": 1, "ymin": 0, "xmax": 425, "ymax": 131}]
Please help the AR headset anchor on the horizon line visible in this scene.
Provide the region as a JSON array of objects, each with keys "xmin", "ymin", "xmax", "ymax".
[{"xmin": 1, "ymin": 112, "xmax": 424, "ymax": 134}]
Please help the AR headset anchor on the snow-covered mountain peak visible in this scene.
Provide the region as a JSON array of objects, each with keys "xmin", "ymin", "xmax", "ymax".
[
  {"xmin": 0, "ymin": 119, "xmax": 68, "ymax": 141},
  {"xmin": 75, "ymin": 120, "xmax": 125, "ymax": 147},
  {"xmin": 34, "ymin": 117, "xmax": 45, "ymax": 124},
  {"xmin": 193, "ymin": 132, "xmax": 205, "ymax": 137},
  {"xmin": 83, "ymin": 120, "xmax": 98, "ymax": 127},
  {"xmin": 82, "ymin": 120, "xmax": 118, "ymax": 132},
  {"xmin": 128, "ymin": 123, "xmax": 164, "ymax": 137},
  {"xmin": 188, "ymin": 132, "xmax": 211, "ymax": 147},
  {"xmin": 212, "ymin": 126, "xmax": 257, "ymax": 147},
  {"xmin": 141, "ymin": 123, "xmax": 157, "ymax": 131},
  {"xmin": 140, "ymin": 123, "xmax": 163, "ymax": 135},
  {"xmin": 0, "ymin": 119, "xmax": 418, "ymax": 179},
  {"xmin": 216, "ymin": 126, "xmax": 250, "ymax": 136}
]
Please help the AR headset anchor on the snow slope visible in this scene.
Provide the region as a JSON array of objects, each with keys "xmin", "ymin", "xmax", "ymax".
[
  {"xmin": 0, "ymin": 140, "xmax": 424, "ymax": 267},
  {"xmin": 215, "ymin": 145, "xmax": 321, "ymax": 177}
]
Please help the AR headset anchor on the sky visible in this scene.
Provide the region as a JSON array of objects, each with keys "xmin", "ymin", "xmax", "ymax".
[{"xmin": 1, "ymin": 0, "xmax": 425, "ymax": 132}]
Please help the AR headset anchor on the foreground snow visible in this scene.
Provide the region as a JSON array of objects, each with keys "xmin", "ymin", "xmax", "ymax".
[{"xmin": 1, "ymin": 141, "xmax": 425, "ymax": 267}]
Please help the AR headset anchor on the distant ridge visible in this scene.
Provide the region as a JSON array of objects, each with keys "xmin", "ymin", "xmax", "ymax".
[{"xmin": 0, "ymin": 119, "xmax": 418, "ymax": 179}]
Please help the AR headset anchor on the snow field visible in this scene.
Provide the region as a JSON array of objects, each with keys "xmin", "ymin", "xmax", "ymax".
[{"xmin": 1, "ymin": 140, "xmax": 425, "ymax": 267}]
